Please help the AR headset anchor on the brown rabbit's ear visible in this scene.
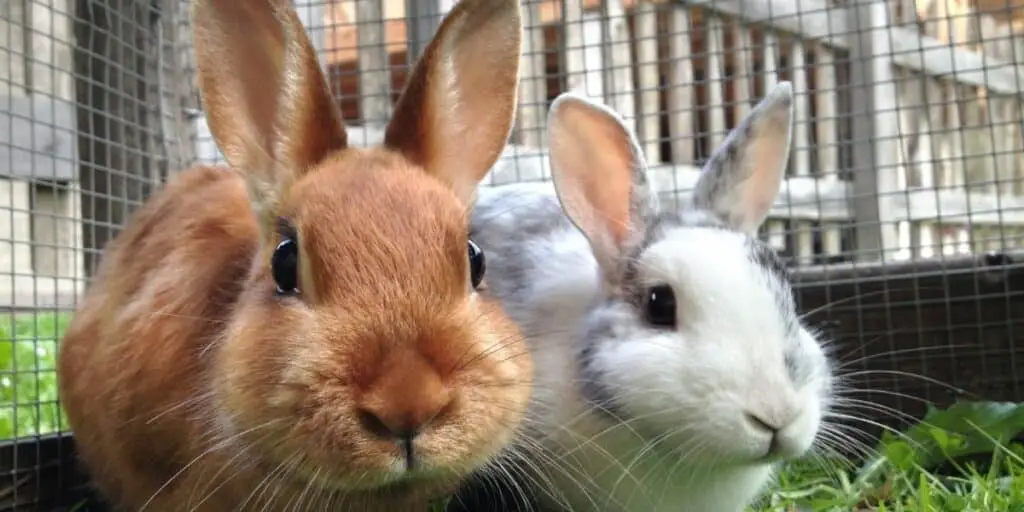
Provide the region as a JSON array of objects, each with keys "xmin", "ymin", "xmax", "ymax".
[
  {"xmin": 192, "ymin": 0, "xmax": 347, "ymax": 226},
  {"xmin": 383, "ymin": 0, "xmax": 523, "ymax": 205}
]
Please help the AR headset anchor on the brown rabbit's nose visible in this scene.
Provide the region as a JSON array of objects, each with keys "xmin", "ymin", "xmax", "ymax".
[
  {"xmin": 357, "ymin": 404, "xmax": 446, "ymax": 442},
  {"xmin": 357, "ymin": 349, "xmax": 452, "ymax": 466}
]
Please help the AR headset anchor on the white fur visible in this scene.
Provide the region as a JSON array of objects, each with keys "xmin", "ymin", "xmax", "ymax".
[
  {"xmin": 470, "ymin": 83, "xmax": 832, "ymax": 512},
  {"xmin": 500, "ymin": 218, "xmax": 829, "ymax": 512}
]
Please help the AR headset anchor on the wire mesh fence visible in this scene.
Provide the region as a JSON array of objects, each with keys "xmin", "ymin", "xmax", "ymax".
[
  {"xmin": 2, "ymin": 0, "xmax": 196, "ymax": 507},
  {"xmin": 1, "ymin": 0, "xmax": 1024, "ymax": 508}
]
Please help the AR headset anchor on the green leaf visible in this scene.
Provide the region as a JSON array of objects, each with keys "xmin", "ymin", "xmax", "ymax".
[{"xmin": 867, "ymin": 401, "xmax": 1024, "ymax": 474}]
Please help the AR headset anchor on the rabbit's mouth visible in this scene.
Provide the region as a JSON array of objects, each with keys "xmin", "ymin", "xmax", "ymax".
[
  {"xmin": 274, "ymin": 458, "xmax": 459, "ymax": 495},
  {"xmin": 253, "ymin": 465, "xmax": 461, "ymax": 512}
]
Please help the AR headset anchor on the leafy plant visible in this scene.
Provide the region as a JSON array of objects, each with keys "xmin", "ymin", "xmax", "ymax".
[
  {"xmin": 0, "ymin": 312, "xmax": 71, "ymax": 439},
  {"xmin": 873, "ymin": 401, "xmax": 1024, "ymax": 472}
]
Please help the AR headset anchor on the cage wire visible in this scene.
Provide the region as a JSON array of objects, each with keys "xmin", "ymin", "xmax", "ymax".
[{"xmin": 1, "ymin": 0, "xmax": 1024, "ymax": 508}]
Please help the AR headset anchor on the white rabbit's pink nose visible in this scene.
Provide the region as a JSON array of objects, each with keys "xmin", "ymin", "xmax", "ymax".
[
  {"xmin": 742, "ymin": 392, "xmax": 807, "ymax": 458},
  {"xmin": 742, "ymin": 400, "xmax": 814, "ymax": 460},
  {"xmin": 744, "ymin": 411, "xmax": 782, "ymax": 434}
]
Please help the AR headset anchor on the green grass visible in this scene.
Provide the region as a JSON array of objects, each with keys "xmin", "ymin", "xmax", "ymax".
[
  {"xmin": 754, "ymin": 450, "xmax": 1024, "ymax": 511},
  {"xmin": 6, "ymin": 313, "xmax": 1024, "ymax": 511},
  {"xmin": 0, "ymin": 312, "xmax": 70, "ymax": 439},
  {"xmin": 750, "ymin": 401, "xmax": 1024, "ymax": 511}
]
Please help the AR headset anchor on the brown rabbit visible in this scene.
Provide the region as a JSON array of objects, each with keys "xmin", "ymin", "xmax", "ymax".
[{"xmin": 56, "ymin": 0, "xmax": 530, "ymax": 510}]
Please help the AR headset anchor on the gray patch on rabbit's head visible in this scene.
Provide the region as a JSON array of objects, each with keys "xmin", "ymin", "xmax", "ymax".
[
  {"xmin": 618, "ymin": 208, "xmax": 725, "ymax": 288},
  {"xmin": 743, "ymin": 237, "xmax": 797, "ymax": 329},
  {"xmin": 472, "ymin": 184, "xmax": 569, "ymax": 242},
  {"xmin": 576, "ymin": 302, "xmax": 639, "ymax": 420},
  {"xmin": 741, "ymin": 237, "xmax": 815, "ymax": 385},
  {"xmin": 469, "ymin": 184, "xmax": 573, "ymax": 303}
]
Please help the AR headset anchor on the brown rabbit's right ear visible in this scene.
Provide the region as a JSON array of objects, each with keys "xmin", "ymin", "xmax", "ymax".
[
  {"xmin": 383, "ymin": 0, "xmax": 523, "ymax": 206},
  {"xmin": 192, "ymin": 0, "xmax": 347, "ymax": 230}
]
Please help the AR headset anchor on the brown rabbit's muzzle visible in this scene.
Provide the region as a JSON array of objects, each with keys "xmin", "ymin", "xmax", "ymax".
[{"xmin": 210, "ymin": 237, "xmax": 530, "ymax": 493}]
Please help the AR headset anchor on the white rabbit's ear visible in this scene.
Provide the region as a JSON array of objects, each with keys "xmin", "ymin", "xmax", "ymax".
[
  {"xmin": 692, "ymin": 82, "xmax": 794, "ymax": 235},
  {"xmin": 548, "ymin": 92, "xmax": 656, "ymax": 272}
]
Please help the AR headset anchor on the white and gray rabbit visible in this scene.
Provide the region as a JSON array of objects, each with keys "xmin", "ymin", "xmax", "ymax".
[{"xmin": 466, "ymin": 82, "xmax": 834, "ymax": 512}]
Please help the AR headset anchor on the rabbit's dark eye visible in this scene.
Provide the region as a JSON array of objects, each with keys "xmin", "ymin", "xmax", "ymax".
[
  {"xmin": 468, "ymin": 239, "xmax": 486, "ymax": 289},
  {"xmin": 644, "ymin": 284, "xmax": 676, "ymax": 328},
  {"xmin": 272, "ymin": 238, "xmax": 300, "ymax": 295}
]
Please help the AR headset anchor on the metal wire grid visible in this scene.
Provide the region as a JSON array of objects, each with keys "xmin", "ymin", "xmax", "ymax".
[
  {"xmin": 1, "ymin": 0, "xmax": 195, "ymax": 506},
  {"xmin": 217, "ymin": 0, "xmax": 1024, "ymax": 434},
  {"xmin": 0, "ymin": 0, "xmax": 1023, "ymax": 508}
]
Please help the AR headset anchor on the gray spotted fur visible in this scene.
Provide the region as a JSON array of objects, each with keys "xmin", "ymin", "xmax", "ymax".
[
  {"xmin": 466, "ymin": 83, "xmax": 832, "ymax": 510},
  {"xmin": 471, "ymin": 201, "xmax": 809, "ymax": 419},
  {"xmin": 469, "ymin": 82, "xmax": 817, "ymax": 410}
]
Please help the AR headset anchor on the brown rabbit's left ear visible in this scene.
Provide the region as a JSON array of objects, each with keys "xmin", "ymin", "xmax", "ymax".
[{"xmin": 383, "ymin": 0, "xmax": 523, "ymax": 205}]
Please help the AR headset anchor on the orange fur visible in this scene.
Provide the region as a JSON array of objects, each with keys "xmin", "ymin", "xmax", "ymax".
[{"xmin": 56, "ymin": 0, "xmax": 529, "ymax": 510}]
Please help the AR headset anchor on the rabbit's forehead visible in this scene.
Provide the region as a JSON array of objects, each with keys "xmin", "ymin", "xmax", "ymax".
[
  {"xmin": 635, "ymin": 227, "xmax": 797, "ymax": 335},
  {"xmin": 292, "ymin": 152, "xmax": 469, "ymax": 238},
  {"xmin": 628, "ymin": 227, "xmax": 831, "ymax": 390},
  {"xmin": 287, "ymin": 157, "xmax": 472, "ymax": 301}
]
